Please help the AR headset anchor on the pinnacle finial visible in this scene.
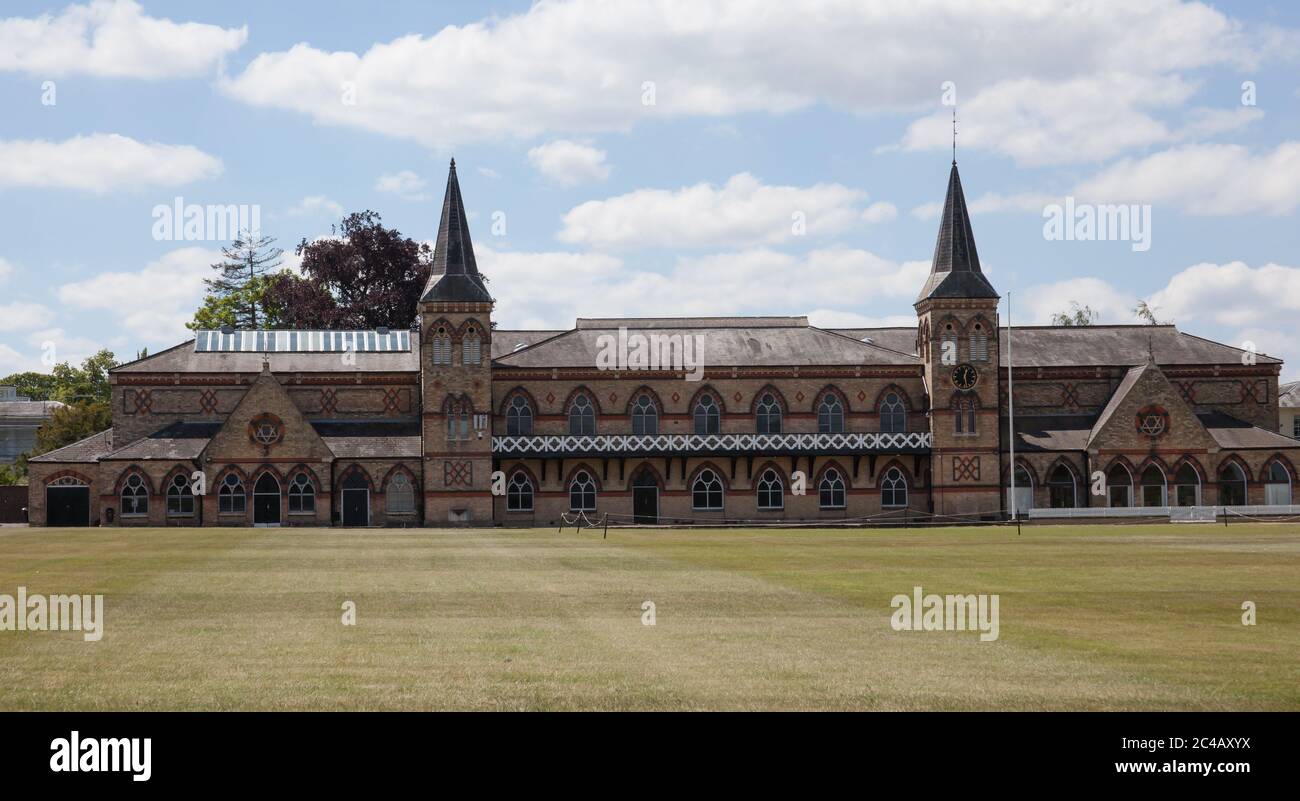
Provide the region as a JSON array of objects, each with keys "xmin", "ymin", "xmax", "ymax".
[{"xmin": 952, "ymin": 107, "xmax": 957, "ymax": 166}]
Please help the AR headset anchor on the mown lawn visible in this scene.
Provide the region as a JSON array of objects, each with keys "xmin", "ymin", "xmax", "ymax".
[{"xmin": 0, "ymin": 523, "xmax": 1296, "ymax": 710}]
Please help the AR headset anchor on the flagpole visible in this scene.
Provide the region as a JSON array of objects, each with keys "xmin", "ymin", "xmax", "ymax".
[{"xmin": 1007, "ymin": 291, "xmax": 1016, "ymax": 520}]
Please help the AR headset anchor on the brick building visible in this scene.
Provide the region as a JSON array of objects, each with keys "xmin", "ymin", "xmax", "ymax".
[{"xmin": 26, "ymin": 160, "xmax": 1300, "ymax": 526}]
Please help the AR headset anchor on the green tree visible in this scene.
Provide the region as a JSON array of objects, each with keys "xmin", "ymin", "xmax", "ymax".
[
  {"xmin": 188, "ymin": 273, "xmax": 287, "ymax": 331},
  {"xmin": 198, "ymin": 231, "xmax": 285, "ymax": 329},
  {"xmin": 47, "ymin": 350, "xmax": 117, "ymax": 404},
  {"xmin": 29, "ymin": 402, "xmax": 112, "ymax": 458},
  {"xmin": 0, "ymin": 371, "xmax": 58, "ymax": 401},
  {"xmin": 1050, "ymin": 302, "xmax": 1098, "ymax": 327},
  {"xmin": 1133, "ymin": 300, "xmax": 1163, "ymax": 325}
]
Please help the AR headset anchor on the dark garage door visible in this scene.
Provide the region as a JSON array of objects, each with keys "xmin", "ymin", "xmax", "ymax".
[{"xmin": 46, "ymin": 486, "xmax": 90, "ymax": 527}]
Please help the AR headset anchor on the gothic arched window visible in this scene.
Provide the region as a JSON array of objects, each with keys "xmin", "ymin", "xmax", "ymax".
[
  {"xmin": 880, "ymin": 392, "xmax": 906, "ymax": 433},
  {"xmin": 692, "ymin": 469, "xmax": 724, "ymax": 510},
  {"xmin": 121, "ymin": 473, "xmax": 148, "ymax": 516},
  {"xmin": 756, "ymin": 393, "xmax": 782, "ymax": 434},
  {"xmin": 288, "ymin": 473, "xmax": 316, "ymax": 513},
  {"xmin": 506, "ymin": 395, "xmax": 533, "ymax": 436},
  {"xmin": 569, "ymin": 470, "xmax": 597, "ymax": 511},
  {"xmin": 166, "ymin": 473, "xmax": 194, "ymax": 516},
  {"xmin": 756, "ymin": 468, "xmax": 783, "ymax": 510},
  {"xmin": 818, "ymin": 393, "xmax": 844, "ymax": 434},
  {"xmin": 507, "ymin": 471, "xmax": 534, "ymax": 512},
  {"xmin": 819, "ymin": 468, "xmax": 846, "ymax": 509},
  {"xmin": 631, "ymin": 394, "xmax": 658, "ymax": 435},
  {"xmin": 569, "ymin": 393, "xmax": 596, "ymax": 436},
  {"xmin": 693, "ymin": 393, "xmax": 720, "ymax": 435}
]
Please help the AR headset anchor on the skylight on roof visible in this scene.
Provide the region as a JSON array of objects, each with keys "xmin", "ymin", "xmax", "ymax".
[{"xmin": 193, "ymin": 330, "xmax": 412, "ymax": 353}]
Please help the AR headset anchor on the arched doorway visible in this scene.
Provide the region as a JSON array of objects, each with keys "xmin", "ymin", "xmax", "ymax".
[
  {"xmin": 1107, "ymin": 464, "xmax": 1133, "ymax": 507},
  {"xmin": 46, "ymin": 476, "xmax": 90, "ymax": 527},
  {"xmin": 253, "ymin": 472, "xmax": 281, "ymax": 526},
  {"xmin": 1047, "ymin": 464, "xmax": 1077, "ymax": 508},
  {"xmin": 630, "ymin": 466, "xmax": 659, "ymax": 524},
  {"xmin": 1173, "ymin": 463, "xmax": 1201, "ymax": 506},
  {"xmin": 341, "ymin": 470, "xmax": 370, "ymax": 526},
  {"xmin": 1007, "ymin": 464, "xmax": 1033, "ymax": 516},
  {"xmin": 1264, "ymin": 462, "xmax": 1292, "ymax": 505},
  {"xmin": 1219, "ymin": 462, "xmax": 1247, "ymax": 506},
  {"xmin": 1140, "ymin": 465, "xmax": 1167, "ymax": 507}
]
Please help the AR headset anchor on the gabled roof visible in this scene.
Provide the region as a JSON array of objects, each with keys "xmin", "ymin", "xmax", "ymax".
[
  {"xmin": 1197, "ymin": 411, "xmax": 1300, "ymax": 449},
  {"xmin": 916, "ymin": 162, "xmax": 998, "ymax": 302},
  {"xmin": 421, "ymin": 159, "xmax": 493, "ymax": 304},
  {"xmin": 1086, "ymin": 363, "xmax": 1148, "ymax": 448},
  {"xmin": 1281, "ymin": 381, "xmax": 1300, "ymax": 408},
  {"xmin": 999, "ymin": 325, "xmax": 1281, "ymax": 367},
  {"xmin": 112, "ymin": 338, "xmax": 419, "ymax": 374},
  {"xmin": 28, "ymin": 428, "xmax": 114, "ymax": 463}
]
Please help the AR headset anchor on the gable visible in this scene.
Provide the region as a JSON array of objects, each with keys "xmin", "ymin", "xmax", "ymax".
[
  {"xmin": 202, "ymin": 369, "xmax": 335, "ymax": 466},
  {"xmin": 1086, "ymin": 364, "xmax": 1218, "ymax": 453}
]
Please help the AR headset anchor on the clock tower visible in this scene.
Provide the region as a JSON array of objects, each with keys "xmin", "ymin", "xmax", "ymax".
[{"xmin": 914, "ymin": 161, "xmax": 1002, "ymax": 517}]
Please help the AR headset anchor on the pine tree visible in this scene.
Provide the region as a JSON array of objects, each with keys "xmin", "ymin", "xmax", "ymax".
[{"xmin": 205, "ymin": 231, "xmax": 284, "ymax": 328}]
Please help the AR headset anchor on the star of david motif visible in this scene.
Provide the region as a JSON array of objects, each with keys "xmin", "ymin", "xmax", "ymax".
[
  {"xmin": 248, "ymin": 413, "xmax": 284, "ymax": 447},
  {"xmin": 1134, "ymin": 406, "xmax": 1169, "ymax": 438}
]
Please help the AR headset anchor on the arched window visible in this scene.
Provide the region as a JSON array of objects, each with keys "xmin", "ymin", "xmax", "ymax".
[
  {"xmin": 166, "ymin": 473, "xmax": 194, "ymax": 516},
  {"xmin": 1140, "ymin": 465, "xmax": 1167, "ymax": 507},
  {"xmin": 446, "ymin": 396, "xmax": 471, "ymax": 441},
  {"xmin": 1264, "ymin": 462, "xmax": 1291, "ymax": 505},
  {"xmin": 631, "ymin": 394, "xmax": 658, "ymax": 435},
  {"xmin": 507, "ymin": 471, "xmax": 534, "ymax": 512},
  {"xmin": 969, "ymin": 322, "xmax": 989, "ymax": 362},
  {"xmin": 1047, "ymin": 464, "xmax": 1076, "ymax": 508},
  {"xmin": 692, "ymin": 469, "xmax": 724, "ymax": 510},
  {"xmin": 818, "ymin": 393, "xmax": 844, "ymax": 434},
  {"xmin": 1219, "ymin": 462, "xmax": 1247, "ymax": 506},
  {"xmin": 506, "ymin": 395, "xmax": 533, "ymax": 436},
  {"xmin": 120, "ymin": 473, "xmax": 148, "ymax": 516},
  {"xmin": 219, "ymin": 473, "xmax": 246, "ymax": 513},
  {"xmin": 693, "ymin": 393, "xmax": 720, "ymax": 435},
  {"xmin": 1107, "ymin": 465, "xmax": 1133, "ymax": 507},
  {"xmin": 461, "ymin": 325, "xmax": 481, "ymax": 366},
  {"xmin": 388, "ymin": 472, "xmax": 415, "ymax": 514},
  {"xmin": 953, "ymin": 396, "xmax": 977, "ymax": 435},
  {"xmin": 1174, "ymin": 464, "xmax": 1200, "ymax": 507},
  {"xmin": 568, "ymin": 393, "xmax": 596, "ymax": 436},
  {"xmin": 940, "ymin": 321, "xmax": 958, "ymax": 359},
  {"xmin": 431, "ymin": 324, "xmax": 453, "ymax": 366},
  {"xmin": 288, "ymin": 473, "xmax": 316, "ymax": 513},
  {"xmin": 756, "ymin": 393, "xmax": 782, "ymax": 434},
  {"xmin": 1009, "ymin": 464, "xmax": 1034, "ymax": 514},
  {"xmin": 756, "ymin": 468, "xmax": 783, "ymax": 510},
  {"xmin": 881, "ymin": 467, "xmax": 908, "ymax": 508},
  {"xmin": 569, "ymin": 470, "xmax": 596, "ymax": 511},
  {"xmin": 819, "ymin": 468, "xmax": 846, "ymax": 509},
  {"xmin": 880, "ymin": 392, "xmax": 906, "ymax": 433}
]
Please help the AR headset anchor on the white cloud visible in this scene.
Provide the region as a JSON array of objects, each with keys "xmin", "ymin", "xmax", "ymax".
[
  {"xmin": 558, "ymin": 173, "xmax": 868, "ymax": 249},
  {"xmin": 57, "ymin": 247, "xmax": 222, "ymax": 346},
  {"xmin": 806, "ymin": 310, "xmax": 918, "ymax": 328},
  {"xmin": 218, "ymin": 0, "xmax": 1264, "ymax": 150},
  {"xmin": 479, "ymin": 244, "xmax": 927, "ymax": 328},
  {"xmin": 527, "ymin": 139, "xmax": 610, "ymax": 185},
  {"xmin": 374, "ymin": 170, "xmax": 429, "ymax": 200},
  {"xmin": 477, "ymin": 166, "xmax": 501, "ymax": 180},
  {"xmin": 0, "ymin": 0, "xmax": 246, "ymax": 79},
  {"xmin": 0, "ymin": 302, "xmax": 55, "ymax": 332},
  {"xmin": 285, "ymin": 195, "xmax": 344, "ymax": 218},
  {"xmin": 911, "ymin": 191, "xmax": 1056, "ymax": 220},
  {"xmin": 861, "ymin": 202, "xmax": 897, "ymax": 224},
  {"xmin": 0, "ymin": 257, "xmax": 14, "ymax": 283},
  {"xmin": 1018, "ymin": 277, "xmax": 1138, "ymax": 326},
  {"xmin": 1075, "ymin": 141, "xmax": 1300, "ymax": 215},
  {"xmin": 0, "ymin": 134, "xmax": 222, "ymax": 193}
]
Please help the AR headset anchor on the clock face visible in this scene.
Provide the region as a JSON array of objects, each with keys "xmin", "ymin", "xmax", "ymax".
[{"xmin": 952, "ymin": 363, "xmax": 978, "ymax": 390}]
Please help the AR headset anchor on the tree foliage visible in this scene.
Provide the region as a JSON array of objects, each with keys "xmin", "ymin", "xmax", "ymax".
[
  {"xmin": 200, "ymin": 231, "xmax": 285, "ymax": 328},
  {"xmin": 1133, "ymin": 300, "xmax": 1164, "ymax": 325},
  {"xmin": 0, "ymin": 351, "xmax": 118, "ymax": 481},
  {"xmin": 1050, "ymin": 302, "xmax": 1098, "ymax": 327},
  {"xmin": 269, "ymin": 211, "xmax": 432, "ymax": 330}
]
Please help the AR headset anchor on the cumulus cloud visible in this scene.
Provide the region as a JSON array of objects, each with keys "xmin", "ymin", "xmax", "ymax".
[
  {"xmin": 1018, "ymin": 277, "xmax": 1139, "ymax": 326},
  {"xmin": 284, "ymin": 195, "xmax": 344, "ymax": 218},
  {"xmin": 861, "ymin": 202, "xmax": 897, "ymax": 224},
  {"xmin": 0, "ymin": 301, "xmax": 55, "ymax": 332},
  {"xmin": 375, "ymin": 170, "xmax": 429, "ymax": 200},
  {"xmin": 0, "ymin": 134, "xmax": 222, "ymax": 193},
  {"xmin": 527, "ymin": 139, "xmax": 610, "ymax": 185},
  {"xmin": 1075, "ymin": 141, "xmax": 1300, "ymax": 215},
  {"xmin": 558, "ymin": 173, "xmax": 870, "ymax": 249},
  {"xmin": 57, "ymin": 246, "xmax": 222, "ymax": 346},
  {"xmin": 479, "ymin": 244, "xmax": 927, "ymax": 328},
  {"xmin": 0, "ymin": 0, "xmax": 246, "ymax": 79},
  {"xmin": 218, "ymin": 0, "xmax": 1265, "ymax": 150}
]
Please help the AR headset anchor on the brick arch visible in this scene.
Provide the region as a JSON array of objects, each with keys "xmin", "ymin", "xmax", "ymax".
[
  {"xmin": 814, "ymin": 459, "xmax": 853, "ymax": 489},
  {"xmin": 442, "ymin": 392, "xmax": 475, "ymax": 414},
  {"xmin": 950, "ymin": 390, "xmax": 981, "ymax": 410},
  {"xmin": 813, "ymin": 384, "xmax": 849, "ymax": 413},
  {"xmin": 1102, "ymin": 456, "xmax": 1138, "ymax": 485},
  {"xmin": 454, "ymin": 317, "xmax": 488, "ymax": 342},
  {"xmin": 1168, "ymin": 455, "xmax": 1206, "ymax": 485},
  {"xmin": 687, "ymin": 461, "xmax": 731, "ymax": 491},
  {"xmin": 875, "ymin": 458, "xmax": 913, "ymax": 489},
  {"xmin": 627, "ymin": 461, "xmax": 666, "ymax": 489},
  {"xmin": 1001, "ymin": 457, "xmax": 1040, "ymax": 488},
  {"xmin": 44, "ymin": 468, "xmax": 93, "ymax": 486},
  {"xmin": 967, "ymin": 312, "xmax": 996, "ymax": 337},
  {"xmin": 935, "ymin": 314, "xmax": 966, "ymax": 336},
  {"xmin": 379, "ymin": 463, "xmax": 419, "ymax": 494},
  {"xmin": 249, "ymin": 465, "xmax": 285, "ymax": 495},
  {"xmin": 1043, "ymin": 456, "xmax": 1083, "ymax": 485},
  {"xmin": 752, "ymin": 460, "xmax": 790, "ymax": 488},
  {"xmin": 1135, "ymin": 455, "xmax": 1172, "ymax": 483},
  {"xmin": 624, "ymin": 385, "xmax": 664, "ymax": 415},
  {"xmin": 160, "ymin": 463, "xmax": 198, "ymax": 493},
  {"xmin": 563, "ymin": 462, "xmax": 603, "ymax": 492},
  {"xmin": 503, "ymin": 462, "xmax": 540, "ymax": 489},
  {"xmin": 285, "ymin": 463, "xmax": 324, "ymax": 492},
  {"xmin": 874, "ymin": 384, "xmax": 914, "ymax": 412},
  {"xmin": 564, "ymin": 385, "xmax": 602, "ymax": 415},
  {"xmin": 213, "ymin": 464, "xmax": 250, "ymax": 487},
  {"xmin": 1261, "ymin": 452, "xmax": 1297, "ymax": 485},
  {"xmin": 1216, "ymin": 453, "xmax": 1254, "ymax": 483},
  {"xmin": 687, "ymin": 384, "xmax": 727, "ymax": 414},
  {"xmin": 337, "ymin": 463, "xmax": 375, "ymax": 492},
  {"xmin": 422, "ymin": 317, "xmax": 455, "ymax": 343},
  {"xmin": 112, "ymin": 465, "xmax": 155, "ymax": 496},
  {"xmin": 498, "ymin": 386, "xmax": 538, "ymax": 417},
  {"xmin": 749, "ymin": 385, "xmax": 788, "ymax": 415}
]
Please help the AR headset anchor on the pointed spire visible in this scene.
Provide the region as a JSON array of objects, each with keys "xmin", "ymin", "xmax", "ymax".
[
  {"xmin": 915, "ymin": 162, "xmax": 998, "ymax": 303},
  {"xmin": 421, "ymin": 159, "xmax": 493, "ymax": 303}
]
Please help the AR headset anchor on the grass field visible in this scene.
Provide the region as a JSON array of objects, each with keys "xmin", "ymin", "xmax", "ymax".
[{"xmin": 0, "ymin": 523, "xmax": 1296, "ymax": 711}]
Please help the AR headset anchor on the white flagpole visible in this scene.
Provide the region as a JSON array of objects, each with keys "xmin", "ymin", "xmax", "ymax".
[{"xmin": 1007, "ymin": 291, "xmax": 1016, "ymax": 520}]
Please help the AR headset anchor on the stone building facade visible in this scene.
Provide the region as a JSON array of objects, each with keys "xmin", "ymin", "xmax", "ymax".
[{"xmin": 27, "ymin": 160, "xmax": 1300, "ymax": 527}]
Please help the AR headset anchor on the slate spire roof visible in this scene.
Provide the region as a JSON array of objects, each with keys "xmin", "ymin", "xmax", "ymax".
[
  {"xmin": 421, "ymin": 159, "xmax": 493, "ymax": 304},
  {"xmin": 916, "ymin": 162, "xmax": 999, "ymax": 303}
]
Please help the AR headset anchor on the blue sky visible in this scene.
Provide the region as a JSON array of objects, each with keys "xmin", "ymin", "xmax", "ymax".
[{"xmin": 1, "ymin": 0, "xmax": 1298, "ymax": 378}]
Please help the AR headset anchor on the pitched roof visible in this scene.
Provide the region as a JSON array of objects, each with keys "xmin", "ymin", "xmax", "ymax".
[
  {"xmin": 1086, "ymin": 364, "xmax": 1148, "ymax": 448},
  {"xmin": 28, "ymin": 428, "xmax": 114, "ymax": 463},
  {"xmin": 324, "ymin": 436, "xmax": 423, "ymax": 459},
  {"xmin": 492, "ymin": 319, "xmax": 920, "ymax": 368},
  {"xmin": 0, "ymin": 399, "xmax": 63, "ymax": 419},
  {"xmin": 916, "ymin": 162, "xmax": 998, "ymax": 302},
  {"xmin": 421, "ymin": 159, "xmax": 493, "ymax": 304},
  {"xmin": 112, "ymin": 339, "xmax": 419, "ymax": 374},
  {"xmin": 1196, "ymin": 411, "xmax": 1300, "ymax": 449},
  {"xmin": 998, "ymin": 325, "xmax": 1281, "ymax": 367},
  {"xmin": 1281, "ymin": 381, "xmax": 1300, "ymax": 408}
]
